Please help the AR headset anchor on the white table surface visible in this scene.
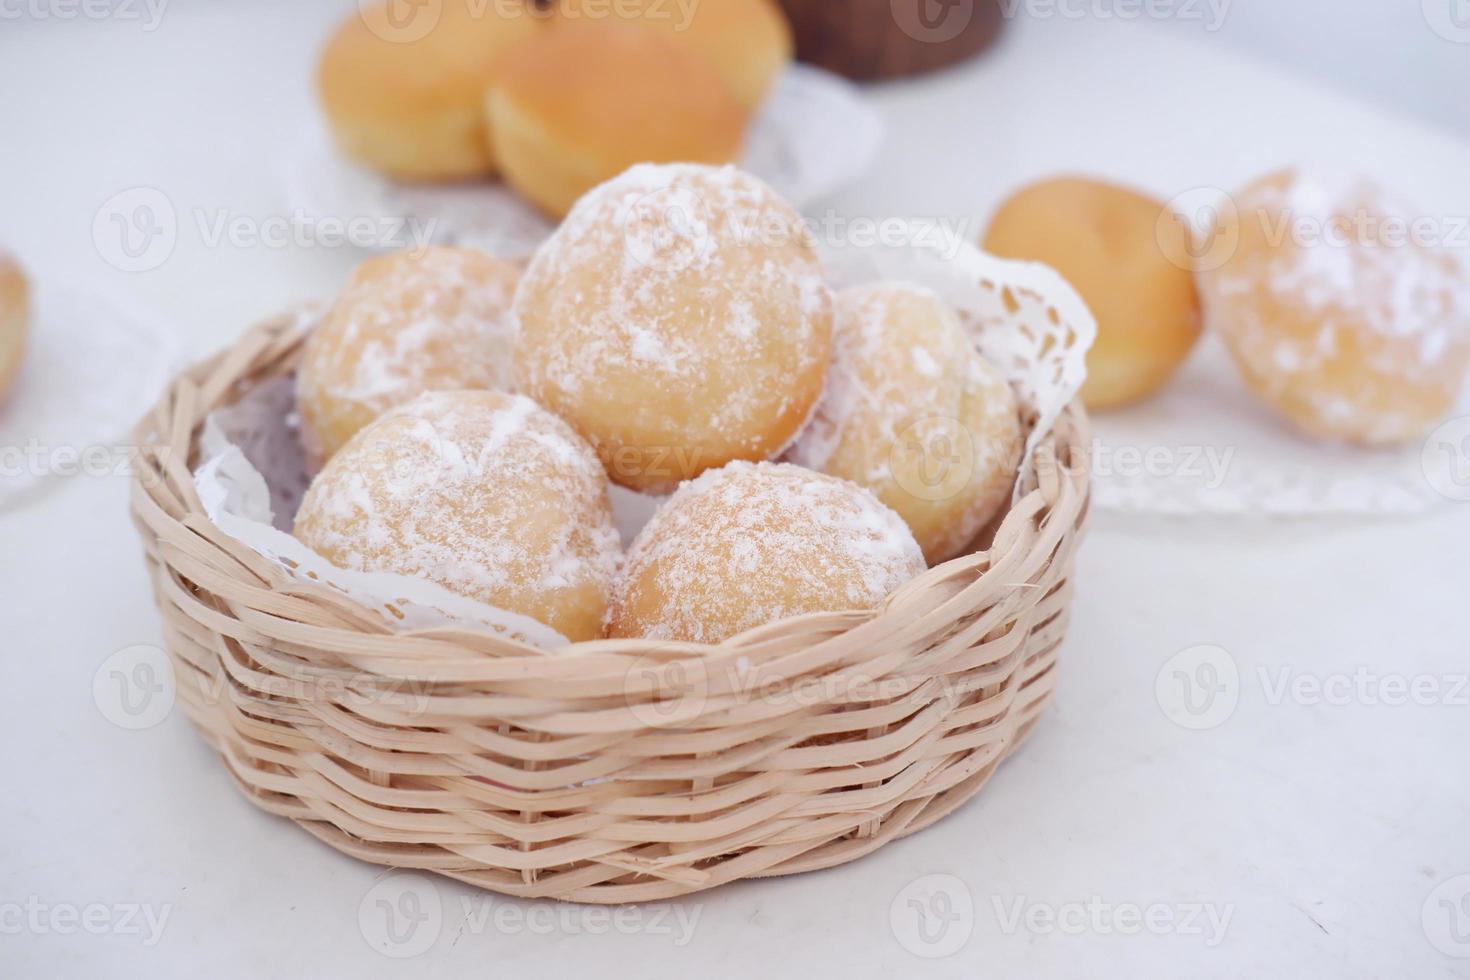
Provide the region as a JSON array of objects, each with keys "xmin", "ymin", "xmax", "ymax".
[{"xmin": 3, "ymin": 3, "xmax": 1469, "ymax": 978}]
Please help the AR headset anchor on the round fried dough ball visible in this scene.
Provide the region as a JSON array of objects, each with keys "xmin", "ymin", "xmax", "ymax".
[
  {"xmin": 512, "ymin": 162, "xmax": 834, "ymax": 494},
  {"xmin": 485, "ymin": 24, "xmax": 747, "ymax": 219},
  {"xmin": 294, "ymin": 390, "xmax": 621, "ymax": 642},
  {"xmin": 789, "ymin": 282, "xmax": 1023, "ymax": 563},
  {"xmin": 1199, "ymin": 168, "xmax": 1470, "ymax": 445},
  {"xmin": 317, "ymin": 0, "xmax": 546, "ymax": 180},
  {"xmin": 606, "ymin": 461, "xmax": 926, "ymax": 643},
  {"xmin": 297, "ymin": 247, "xmax": 520, "ymax": 468},
  {"xmin": 984, "ymin": 176, "xmax": 1203, "ymax": 411}
]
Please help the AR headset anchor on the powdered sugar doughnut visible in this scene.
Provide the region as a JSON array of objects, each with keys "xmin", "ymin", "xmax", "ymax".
[
  {"xmin": 607, "ymin": 461, "xmax": 926, "ymax": 643},
  {"xmin": 790, "ymin": 283, "xmax": 1022, "ymax": 563},
  {"xmin": 0, "ymin": 251, "xmax": 28, "ymax": 401},
  {"xmin": 294, "ymin": 390, "xmax": 621, "ymax": 642},
  {"xmin": 298, "ymin": 247, "xmax": 520, "ymax": 468},
  {"xmin": 1201, "ymin": 169, "xmax": 1470, "ymax": 445},
  {"xmin": 513, "ymin": 163, "xmax": 834, "ymax": 494}
]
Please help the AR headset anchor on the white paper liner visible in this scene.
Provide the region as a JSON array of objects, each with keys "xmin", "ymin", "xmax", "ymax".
[
  {"xmin": 191, "ymin": 230, "xmax": 1095, "ymax": 643},
  {"xmin": 0, "ymin": 286, "xmax": 179, "ymax": 512},
  {"xmin": 277, "ymin": 64, "xmax": 885, "ymax": 259},
  {"xmin": 1088, "ymin": 337, "xmax": 1470, "ymax": 515}
]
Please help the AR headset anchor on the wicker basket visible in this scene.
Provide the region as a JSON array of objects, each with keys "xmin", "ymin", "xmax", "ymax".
[{"xmin": 128, "ymin": 312, "xmax": 1091, "ymax": 904}]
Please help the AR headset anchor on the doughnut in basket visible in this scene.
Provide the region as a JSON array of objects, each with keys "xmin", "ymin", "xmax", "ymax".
[
  {"xmin": 789, "ymin": 282, "xmax": 1022, "ymax": 563},
  {"xmin": 293, "ymin": 389, "xmax": 620, "ymax": 643},
  {"xmin": 296, "ymin": 246, "xmax": 520, "ymax": 468},
  {"xmin": 513, "ymin": 163, "xmax": 833, "ymax": 492},
  {"xmin": 607, "ymin": 461, "xmax": 926, "ymax": 643}
]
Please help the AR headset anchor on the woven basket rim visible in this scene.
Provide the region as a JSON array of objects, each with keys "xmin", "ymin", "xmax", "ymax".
[{"xmin": 131, "ymin": 311, "xmax": 1091, "ymax": 663}]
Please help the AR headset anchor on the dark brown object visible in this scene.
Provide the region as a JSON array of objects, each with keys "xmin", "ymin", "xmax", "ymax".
[{"xmin": 777, "ymin": 0, "xmax": 1005, "ymax": 80}]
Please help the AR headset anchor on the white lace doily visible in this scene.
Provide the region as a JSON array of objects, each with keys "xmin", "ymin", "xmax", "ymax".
[
  {"xmin": 0, "ymin": 287, "xmax": 178, "ymax": 512},
  {"xmin": 1088, "ymin": 337, "xmax": 1470, "ymax": 515},
  {"xmin": 278, "ymin": 64, "xmax": 884, "ymax": 259}
]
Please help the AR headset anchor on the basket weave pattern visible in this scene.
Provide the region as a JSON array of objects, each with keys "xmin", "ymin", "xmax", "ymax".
[{"xmin": 129, "ymin": 314, "xmax": 1091, "ymax": 904}]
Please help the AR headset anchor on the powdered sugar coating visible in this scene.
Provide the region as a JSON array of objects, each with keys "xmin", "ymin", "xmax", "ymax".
[
  {"xmin": 1202, "ymin": 169, "xmax": 1470, "ymax": 445},
  {"xmin": 293, "ymin": 390, "xmax": 621, "ymax": 642},
  {"xmin": 789, "ymin": 282, "xmax": 1022, "ymax": 563},
  {"xmin": 298, "ymin": 247, "xmax": 520, "ymax": 466},
  {"xmin": 512, "ymin": 163, "xmax": 834, "ymax": 494},
  {"xmin": 606, "ymin": 461, "xmax": 927, "ymax": 644}
]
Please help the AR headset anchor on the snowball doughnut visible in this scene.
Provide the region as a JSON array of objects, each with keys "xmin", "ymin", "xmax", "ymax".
[
  {"xmin": 1199, "ymin": 169, "xmax": 1470, "ymax": 445},
  {"xmin": 553, "ymin": 0, "xmax": 793, "ymax": 109},
  {"xmin": 606, "ymin": 462, "xmax": 926, "ymax": 643},
  {"xmin": 318, "ymin": 0, "xmax": 544, "ymax": 181},
  {"xmin": 984, "ymin": 176, "xmax": 1203, "ymax": 411},
  {"xmin": 789, "ymin": 283, "xmax": 1022, "ymax": 564},
  {"xmin": 297, "ymin": 247, "xmax": 521, "ymax": 469},
  {"xmin": 0, "ymin": 251, "xmax": 28, "ymax": 402},
  {"xmin": 485, "ymin": 25, "xmax": 747, "ymax": 219},
  {"xmin": 294, "ymin": 390, "xmax": 620, "ymax": 643},
  {"xmin": 513, "ymin": 163, "xmax": 834, "ymax": 493}
]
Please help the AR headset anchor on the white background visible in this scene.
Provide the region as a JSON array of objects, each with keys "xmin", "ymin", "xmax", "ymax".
[{"xmin": 2, "ymin": 1, "xmax": 1469, "ymax": 977}]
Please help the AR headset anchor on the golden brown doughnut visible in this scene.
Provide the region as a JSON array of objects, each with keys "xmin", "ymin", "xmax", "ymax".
[
  {"xmin": 513, "ymin": 163, "xmax": 833, "ymax": 493},
  {"xmin": 606, "ymin": 461, "xmax": 926, "ymax": 643},
  {"xmin": 294, "ymin": 390, "xmax": 621, "ymax": 643},
  {"xmin": 554, "ymin": 0, "xmax": 793, "ymax": 109},
  {"xmin": 317, "ymin": 0, "xmax": 545, "ymax": 181},
  {"xmin": 984, "ymin": 176, "xmax": 1203, "ymax": 411},
  {"xmin": 0, "ymin": 251, "xmax": 29, "ymax": 402},
  {"xmin": 1199, "ymin": 169, "xmax": 1470, "ymax": 445},
  {"xmin": 789, "ymin": 282, "xmax": 1022, "ymax": 563},
  {"xmin": 484, "ymin": 25, "xmax": 747, "ymax": 219},
  {"xmin": 297, "ymin": 247, "xmax": 521, "ymax": 469}
]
